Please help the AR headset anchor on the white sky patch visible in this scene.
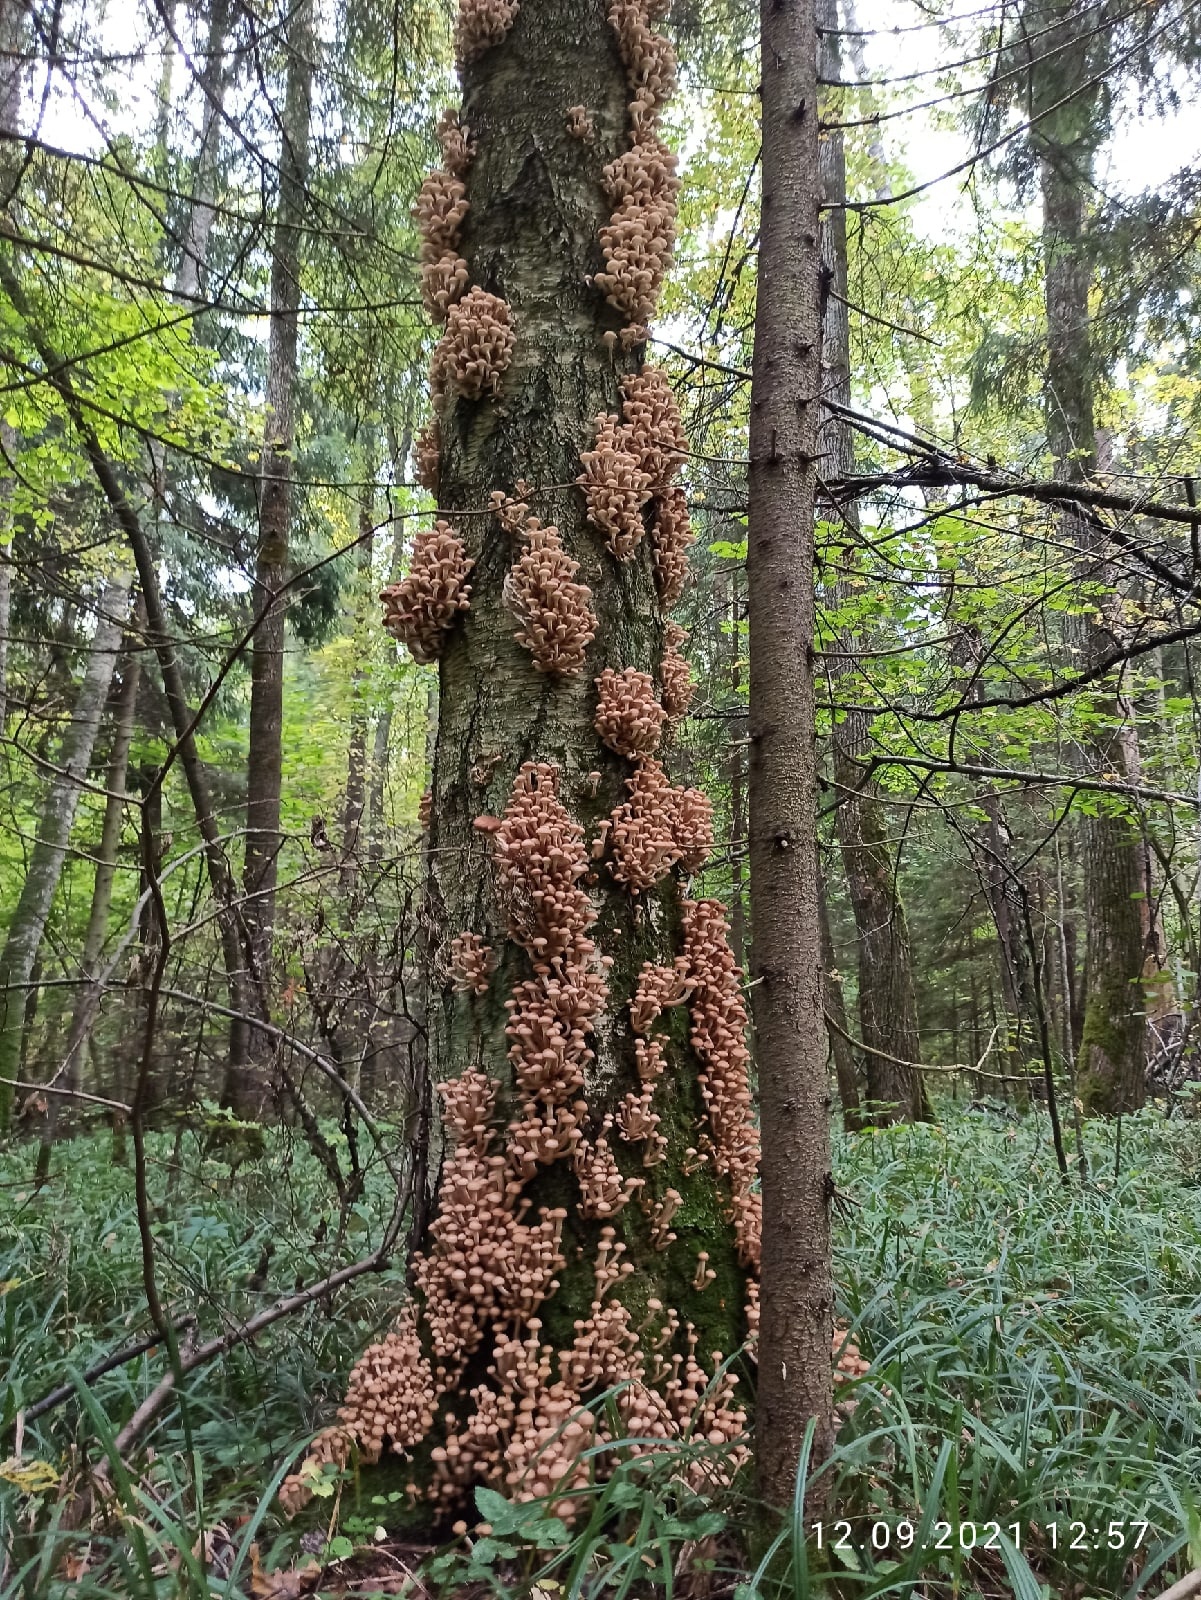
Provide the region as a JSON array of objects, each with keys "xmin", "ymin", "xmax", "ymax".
[{"xmin": 846, "ymin": 0, "xmax": 1201, "ymax": 240}]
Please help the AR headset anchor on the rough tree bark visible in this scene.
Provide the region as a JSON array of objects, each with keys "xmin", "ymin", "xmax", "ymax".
[
  {"xmin": 229, "ymin": 0, "xmax": 315, "ymax": 1113},
  {"xmin": 749, "ymin": 0, "xmax": 835, "ymax": 1505},
  {"xmin": 818, "ymin": 0, "xmax": 928, "ymax": 1126},
  {"xmin": 0, "ymin": 571, "xmax": 133, "ymax": 1128},
  {"xmin": 1032, "ymin": 6, "xmax": 1148, "ymax": 1113}
]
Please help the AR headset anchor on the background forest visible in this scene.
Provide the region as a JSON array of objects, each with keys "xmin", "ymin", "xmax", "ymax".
[{"xmin": 1, "ymin": 0, "xmax": 1201, "ymax": 1594}]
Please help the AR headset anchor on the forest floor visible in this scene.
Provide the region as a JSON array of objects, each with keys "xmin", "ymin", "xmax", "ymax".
[{"xmin": 2, "ymin": 1103, "xmax": 1200, "ymax": 1598}]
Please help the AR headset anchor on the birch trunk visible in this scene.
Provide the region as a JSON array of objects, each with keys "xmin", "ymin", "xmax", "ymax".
[{"xmin": 0, "ymin": 571, "xmax": 134, "ymax": 1128}]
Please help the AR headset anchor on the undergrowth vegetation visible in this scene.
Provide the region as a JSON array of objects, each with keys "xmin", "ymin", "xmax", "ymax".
[{"xmin": 3, "ymin": 1106, "xmax": 1200, "ymax": 1597}]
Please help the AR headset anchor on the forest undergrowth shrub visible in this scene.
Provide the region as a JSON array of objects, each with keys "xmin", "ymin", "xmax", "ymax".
[{"xmin": 3, "ymin": 1107, "xmax": 1200, "ymax": 1596}]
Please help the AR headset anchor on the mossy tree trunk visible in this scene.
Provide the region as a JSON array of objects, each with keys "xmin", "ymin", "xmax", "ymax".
[{"xmin": 1032, "ymin": 7, "xmax": 1148, "ymax": 1114}]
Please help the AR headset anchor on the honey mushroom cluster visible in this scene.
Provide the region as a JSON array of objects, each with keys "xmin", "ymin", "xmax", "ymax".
[
  {"xmin": 594, "ymin": 666, "xmax": 666, "ymax": 758},
  {"xmin": 411, "ymin": 1067, "xmax": 569, "ymax": 1412},
  {"xmin": 435, "ymin": 1227, "xmax": 749, "ymax": 1518},
  {"xmin": 661, "ymin": 620, "xmax": 695, "ymax": 719},
  {"xmin": 577, "ymin": 412, "xmax": 652, "ymax": 558},
  {"xmin": 437, "ymin": 106, "xmax": 475, "ymax": 175},
  {"xmin": 607, "ymin": 759, "xmax": 679, "ymax": 891},
  {"xmin": 435, "ymin": 286, "xmax": 516, "ymax": 400},
  {"xmin": 624, "ymin": 959, "xmax": 690, "ymax": 1158},
  {"xmin": 484, "ymin": 763, "xmax": 611, "ymax": 1177},
  {"xmin": 414, "ymin": 1109, "xmax": 568, "ymax": 1379},
  {"xmin": 673, "ymin": 785, "xmax": 713, "ymax": 872},
  {"xmin": 575, "ymin": 1126, "xmax": 644, "ymax": 1215},
  {"xmin": 593, "ymin": 0, "xmax": 680, "ymax": 342},
  {"xmin": 295, "ymin": 0, "xmax": 871, "ymax": 1526},
  {"xmin": 413, "ymin": 164, "xmax": 470, "ymax": 325},
  {"xmin": 619, "ymin": 366, "xmax": 687, "ymax": 489},
  {"xmin": 435, "ymin": 1232, "xmax": 632, "ymax": 1518},
  {"xmin": 489, "ymin": 762, "xmax": 593, "ymax": 962},
  {"xmin": 622, "ymin": 367, "xmax": 696, "ymax": 607},
  {"xmin": 502, "ymin": 513, "xmax": 598, "ymax": 674},
  {"xmin": 652, "ymin": 483, "xmax": 693, "ymax": 608},
  {"xmin": 607, "ymin": 0, "xmax": 676, "ymax": 132},
  {"xmin": 576, "ymin": 367, "xmax": 693, "ymax": 590},
  {"xmin": 380, "ymin": 519, "xmax": 474, "ymax": 663},
  {"xmin": 449, "ymin": 930, "xmax": 494, "ymax": 995},
  {"xmin": 594, "ymin": 140, "xmax": 679, "ymax": 341},
  {"xmin": 606, "ymin": 757, "xmax": 714, "ymax": 892},
  {"xmin": 834, "ymin": 1331, "xmax": 872, "ymax": 1417},
  {"xmin": 566, "ymin": 104, "xmax": 595, "ymax": 141},
  {"xmin": 411, "ymin": 100, "xmax": 516, "ymax": 407},
  {"xmin": 682, "ymin": 898, "xmax": 761, "ymax": 1272},
  {"xmin": 454, "ymin": 0, "xmax": 519, "ymax": 65}
]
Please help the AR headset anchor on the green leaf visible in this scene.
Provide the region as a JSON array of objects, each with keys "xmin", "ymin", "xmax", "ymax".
[
  {"xmin": 474, "ymin": 1485, "xmax": 525, "ymax": 1536},
  {"xmin": 996, "ymin": 1531, "xmax": 1044, "ymax": 1600}
]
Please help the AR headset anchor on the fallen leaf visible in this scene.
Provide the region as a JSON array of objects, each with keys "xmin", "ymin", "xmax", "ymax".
[{"xmin": 249, "ymin": 1544, "xmax": 322, "ymax": 1598}]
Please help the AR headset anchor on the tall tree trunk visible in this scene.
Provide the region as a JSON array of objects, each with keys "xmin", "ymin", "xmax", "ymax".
[
  {"xmin": 366, "ymin": 421, "xmax": 415, "ymax": 870},
  {"xmin": 230, "ymin": 0, "xmax": 315, "ymax": 1114},
  {"xmin": 175, "ymin": 0, "xmax": 231, "ymax": 306},
  {"xmin": 283, "ymin": 0, "xmax": 759, "ymax": 1523},
  {"xmin": 0, "ymin": 570, "xmax": 133, "ymax": 1128},
  {"xmin": 818, "ymin": 0, "xmax": 928, "ymax": 1125},
  {"xmin": 1032, "ymin": 15, "xmax": 1147, "ymax": 1114},
  {"xmin": 341, "ymin": 487, "xmax": 375, "ymax": 888},
  {"xmin": 819, "ymin": 867, "xmax": 862, "ymax": 1129},
  {"xmin": 0, "ymin": 0, "xmax": 27, "ymax": 734},
  {"xmin": 726, "ymin": 567, "xmax": 747, "ymax": 969},
  {"xmin": 35, "ymin": 601, "xmax": 143, "ymax": 1173},
  {"xmin": 749, "ymin": 0, "xmax": 835, "ymax": 1504}
]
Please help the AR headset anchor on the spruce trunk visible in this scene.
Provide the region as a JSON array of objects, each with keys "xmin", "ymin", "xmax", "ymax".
[{"xmin": 749, "ymin": 0, "xmax": 835, "ymax": 1504}]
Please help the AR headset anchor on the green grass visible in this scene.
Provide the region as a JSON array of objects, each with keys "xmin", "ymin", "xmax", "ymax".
[{"xmin": 2, "ymin": 1106, "xmax": 1200, "ymax": 1596}]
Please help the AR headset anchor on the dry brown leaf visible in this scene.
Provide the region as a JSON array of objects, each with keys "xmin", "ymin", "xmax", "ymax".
[{"xmin": 249, "ymin": 1543, "xmax": 322, "ymax": 1598}]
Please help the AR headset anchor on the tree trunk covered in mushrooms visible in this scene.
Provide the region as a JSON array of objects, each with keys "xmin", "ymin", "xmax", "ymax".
[{"xmin": 283, "ymin": 0, "xmax": 759, "ymax": 1523}]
